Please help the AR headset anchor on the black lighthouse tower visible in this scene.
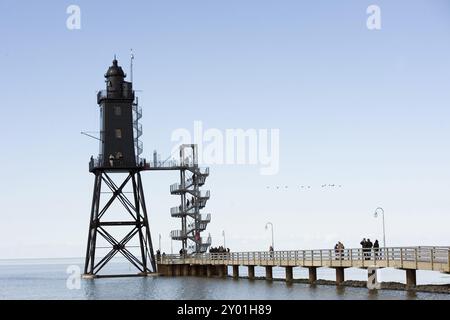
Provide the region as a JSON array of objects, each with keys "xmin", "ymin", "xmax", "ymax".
[
  {"xmin": 84, "ymin": 58, "xmax": 156, "ymax": 277},
  {"xmin": 99, "ymin": 58, "xmax": 136, "ymax": 167}
]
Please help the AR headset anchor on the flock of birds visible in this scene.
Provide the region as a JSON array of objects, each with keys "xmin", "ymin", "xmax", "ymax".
[{"xmin": 266, "ymin": 184, "xmax": 343, "ymax": 190}]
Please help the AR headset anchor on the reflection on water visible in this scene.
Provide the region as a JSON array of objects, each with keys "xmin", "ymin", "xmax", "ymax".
[
  {"xmin": 406, "ymin": 290, "xmax": 418, "ymax": 300},
  {"xmin": 0, "ymin": 259, "xmax": 449, "ymax": 300}
]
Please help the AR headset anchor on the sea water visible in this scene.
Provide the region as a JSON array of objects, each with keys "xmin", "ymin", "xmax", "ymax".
[{"xmin": 0, "ymin": 258, "xmax": 449, "ymax": 300}]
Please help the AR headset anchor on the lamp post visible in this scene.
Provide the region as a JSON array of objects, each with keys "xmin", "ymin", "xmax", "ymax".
[
  {"xmin": 222, "ymin": 230, "xmax": 226, "ymax": 248},
  {"xmin": 374, "ymin": 207, "xmax": 386, "ymax": 248},
  {"xmin": 158, "ymin": 233, "xmax": 161, "ymax": 252},
  {"xmin": 169, "ymin": 233, "xmax": 173, "ymax": 254},
  {"xmin": 265, "ymin": 222, "xmax": 274, "ymax": 250}
]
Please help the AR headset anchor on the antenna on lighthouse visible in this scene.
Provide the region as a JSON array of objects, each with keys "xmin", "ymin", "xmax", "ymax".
[
  {"xmin": 130, "ymin": 48, "xmax": 134, "ymax": 83},
  {"xmin": 80, "ymin": 131, "xmax": 102, "ymax": 142}
]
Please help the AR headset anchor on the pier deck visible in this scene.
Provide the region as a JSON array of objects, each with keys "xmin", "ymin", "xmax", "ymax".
[{"xmin": 157, "ymin": 246, "xmax": 450, "ymax": 287}]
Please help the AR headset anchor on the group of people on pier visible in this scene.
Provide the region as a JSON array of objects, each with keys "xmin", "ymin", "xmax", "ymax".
[
  {"xmin": 360, "ymin": 238, "xmax": 380, "ymax": 260},
  {"xmin": 332, "ymin": 239, "xmax": 381, "ymax": 260},
  {"xmin": 334, "ymin": 241, "xmax": 345, "ymax": 259},
  {"xmin": 209, "ymin": 246, "xmax": 230, "ymax": 254},
  {"xmin": 155, "ymin": 250, "xmax": 165, "ymax": 262},
  {"xmin": 208, "ymin": 246, "xmax": 230, "ymax": 260}
]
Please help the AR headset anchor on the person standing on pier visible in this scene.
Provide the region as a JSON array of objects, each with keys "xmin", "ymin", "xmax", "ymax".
[
  {"xmin": 366, "ymin": 239, "xmax": 373, "ymax": 260},
  {"xmin": 338, "ymin": 241, "xmax": 345, "ymax": 260},
  {"xmin": 334, "ymin": 243, "xmax": 339, "ymax": 260},
  {"xmin": 360, "ymin": 238, "xmax": 367, "ymax": 259},
  {"xmin": 373, "ymin": 240, "xmax": 380, "ymax": 259},
  {"xmin": 109, "ymin": 154, "xmax": 114, "ymax": 167}
]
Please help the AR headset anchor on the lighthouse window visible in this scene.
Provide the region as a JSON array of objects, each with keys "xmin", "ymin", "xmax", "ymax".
[
  {"xmin": 115, "ymin": 129, "xmax": 122, "ymax": 139},
  {"xmin": 114, "ymin": 106, "xmax": 122, "ymax": 116}
]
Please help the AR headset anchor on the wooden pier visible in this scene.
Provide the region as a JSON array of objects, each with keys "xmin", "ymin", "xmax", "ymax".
[{"xmin": 157, "ymin": 246, "xmax": 450, "ymax": 288}]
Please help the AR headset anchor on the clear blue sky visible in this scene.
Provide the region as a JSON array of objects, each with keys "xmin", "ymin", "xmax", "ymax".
[{"xmin": 1, "ymin": 0, "xmax": 450, "ymax": 258}]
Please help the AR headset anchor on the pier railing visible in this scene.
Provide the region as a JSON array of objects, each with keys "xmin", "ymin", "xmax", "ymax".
[{"xmin": 158, "ymin": 246, "xmax": 450, "ymax": 273}]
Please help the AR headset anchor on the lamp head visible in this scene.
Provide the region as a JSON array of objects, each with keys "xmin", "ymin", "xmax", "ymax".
[{"xmin": 374, "ymin": 207, "xmax": 384, "ymax": 217}]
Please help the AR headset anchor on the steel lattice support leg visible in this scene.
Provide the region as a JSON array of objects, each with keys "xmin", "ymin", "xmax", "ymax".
[
  {"xmin": 83, "ymin": 170, "xmax": 156, "ymax": 277},
  {"xmin": 84, "ymin": 172, "xmax": 102, "ymax": 276},
  {"xmin": 136, "ymin": 172, "xmax": 156, "ymax": 272}
]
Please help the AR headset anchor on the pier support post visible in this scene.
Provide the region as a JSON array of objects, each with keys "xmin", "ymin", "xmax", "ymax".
[
  {"xmin": 218, "ymin": 265, "xmax": 225, "ymax": 278},
  {"xmin": 335, "ymin": 267, "xmax": 345, "ymax": 285},
  {"xmin": 199, "ymin": 265, "xmax": 207, "ymax": 277},
  {"xmin": 285, "ymin": 266, "xmax": 293, "ymax": 283},
  {"xmin": 207, "ymin": 265, "xmax": 213, "ymax": 278},
  {"xmin": 190, "ymin": 265, "xmax": 198, "ymax": 276},
  {"xmin": 175, "ymin": 265, "xmax": 182, "ymax": 276},
  {"xmin": 157, "ymin": 264, "xmax": 165, "ymax": 276},
  {"xmin": 406, "ymin": 269, "xmax": 416, "ymax": 288},
  {"xmin": 182, "ymin": 264, "xmax": 190, "ymax": 276},
  {"xmin": 163, "ymin": 265, "xmax": 170, "ymax": 276},
  {"xmin": 248, "ymin": 266, "xmax": 255, "ymax": 280},
  {"xmin": 265, "ymin": 266, "xmax": 273, "ymax": 281},
  {"xmin": 232, "ymin": 265, "xmax": 239, "ymax": 279},
  {"xmin": 167, "ymin": 265, "xmax": 174, "ymax": 277},
  {"xmin": 308, "ymin": 267, "xmax": 317, "ymax": 284}
]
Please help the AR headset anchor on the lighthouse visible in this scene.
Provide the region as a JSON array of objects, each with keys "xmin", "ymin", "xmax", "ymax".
[{"xmin": 84, "ymin": 58, "xmax": 155, "ymax": 278}]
